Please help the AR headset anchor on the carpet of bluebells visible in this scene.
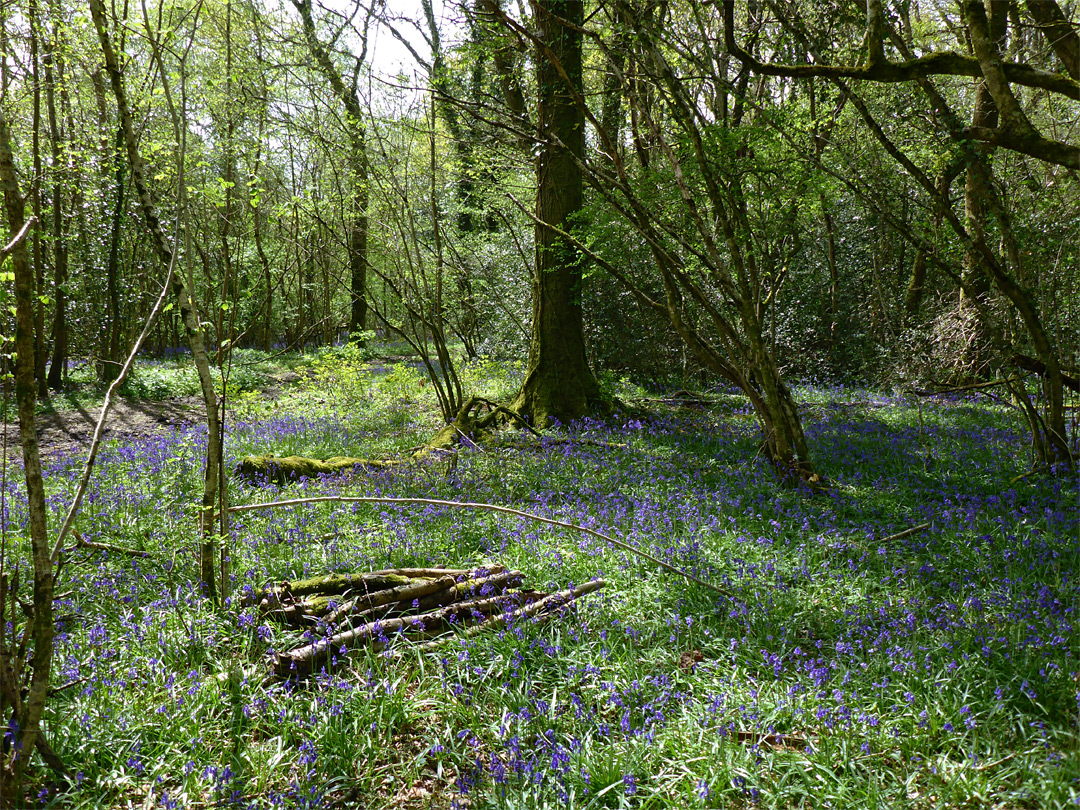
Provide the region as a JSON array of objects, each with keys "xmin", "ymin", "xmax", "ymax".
[{"xmin": 5, "ymin": 360, "xmax": 1079, "ymax": 808}]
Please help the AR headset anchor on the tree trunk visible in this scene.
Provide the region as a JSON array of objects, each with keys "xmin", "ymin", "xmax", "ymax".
[
  {"xmin": 509, "ymin": 0, "xmax": 602, "ymax": 426},
  {"xmin": 903, "ymin": 247, "xmax": 927, "ymax": 321},
  {"xmin": 90, "ymin": 0, "xmax": 223, "ymax": 599},
  {"xmin": 43, "ymin": 41, "xmax": 67, "ymax": 390},
  {"xmin": 347, "ymin": 197, "xmax": 368, "ymax": 336},
  {"xmin": 959, "ymin": 31, "xmax": 1002, "ymax": 377},
  {"xmin": 292, "ymin": 0, "xmax": 368, "ymax": 338},
  {"xmin": 0, "ymin": 104, "xmax": 56, "ymax": 803},
  {"xmin": 101, "ymin": 127, "xmax": 124, "ymax": 382},
  {"xmin": 28, "ymin": 0, "xmax": 48, "ymax": 396},
  {"xmin": 251, "ymin": 131, "xmax": 274, "ymax": 351}
]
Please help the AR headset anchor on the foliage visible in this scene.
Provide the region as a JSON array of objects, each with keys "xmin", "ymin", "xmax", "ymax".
[{"xmin": 118, "ymin": 349, "xmax": 285, "ymax": 401}]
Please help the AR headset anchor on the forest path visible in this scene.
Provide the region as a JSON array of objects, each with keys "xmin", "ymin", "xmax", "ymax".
[
  {"xmin": 22, "ymin": 395, "xmax": 206, "ymax": 463},
  {"xmin": 5, "ymin": 369, "xmax": 307, "ymax": 463}
]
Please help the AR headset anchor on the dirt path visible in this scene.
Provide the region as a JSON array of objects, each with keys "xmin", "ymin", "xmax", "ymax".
[
  {"xmin": 4, "ymin": 371, "xmax": 303, "ymax": 463},
  {"xmin": 0, "ymin": 396, "xmax": 206, "ymax": 463}
]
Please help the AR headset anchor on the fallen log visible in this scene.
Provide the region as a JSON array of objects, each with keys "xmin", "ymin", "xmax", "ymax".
[
  {"xmin": 417, "ymin": 580, "xmax": 606, "ymax": 650},
  {"xmin": 275, "ymin": 575, "xmax": 459, "ymax": 628},
  {"xmin": 247, "ymin": 567, "xmax": 494, "ymax": 607},
  {"xmin": 259, "ymin": 567, "xmax": 515, "ymax": 627},
  {"xmin": 235, "ymin": 454, "xmax": 402, "ymax": 484},
  {"xmin": 321, "ymin": 574, "xmax": 458, "ymax": 626},
  {"xmin": 413, "ymin": 569, "xmax": 524, "ymax": 612},
  {"xmin": 271, "ymin": 590, "xmax": 524, "ymax": 678},
  {"xmin": 336, "ymin": 569, "xmax": 526, "ymax": 628}
]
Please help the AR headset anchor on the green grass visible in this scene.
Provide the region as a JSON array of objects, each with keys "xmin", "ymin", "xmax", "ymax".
[{"xmin": 2, "ymin": 356, "xmax": 1077, "ymax": 808}]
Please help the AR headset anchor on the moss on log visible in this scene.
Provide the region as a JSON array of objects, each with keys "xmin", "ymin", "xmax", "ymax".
[
  {"xmin": 235, "ymin": 455, "xmax": 400, "ymax": 484},
  {"xmin": 281, "ymin": 572, "xmax": 415, "ymax": 599}
]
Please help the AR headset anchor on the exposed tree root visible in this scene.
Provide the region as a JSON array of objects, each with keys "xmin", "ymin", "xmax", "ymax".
[{"xmin": 413, "ymin": 396, "xmax": 541, "ymax": 456}]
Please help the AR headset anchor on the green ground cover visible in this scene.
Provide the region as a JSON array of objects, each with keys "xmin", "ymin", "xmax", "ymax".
[{"xmin": 4, "ymin": 355, "xmax": 1077, "ymax": 808}]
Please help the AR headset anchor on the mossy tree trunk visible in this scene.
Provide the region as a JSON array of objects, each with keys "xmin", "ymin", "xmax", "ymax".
[
  {"xmin": 509, "ymin": 0, "xmax": 602, "ymax": 427},
  {"xmin": 0, "ymin": 105, "xmax": 56, "ymax": 802}
]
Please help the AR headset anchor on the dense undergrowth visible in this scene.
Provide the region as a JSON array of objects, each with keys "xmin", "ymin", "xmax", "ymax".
[{"xmin": 4, "ymin": 352, "xmax": 1078, "ymax": 808}]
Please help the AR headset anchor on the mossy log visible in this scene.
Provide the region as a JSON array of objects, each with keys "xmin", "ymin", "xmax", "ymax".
[
  {"xmin": 255, "ymin": 566, "xmax": 510, "ymax": 626},
  {"xmin": 279, "ymin": 571, "xmax": 416, "ymax": 599},
  {"xmin": 248, "ymin": 567, "xmax": 497, "ymax": 604},
  {"xmin": 335, "ymin": 569, "xmax": 525, "ymax": 628},
  {"xmin": 282, "ymin": 575, "xmax": 472, "ymax": 628},
  {"xmin": 235, "ymin": 454, "xmax": 401, "ymax": 484}
]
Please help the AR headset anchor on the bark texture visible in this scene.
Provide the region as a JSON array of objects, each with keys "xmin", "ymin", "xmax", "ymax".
[
  {"xmin": 0, "ymin": 106, "xmax": 56, "ymax": 799},
  {"xmin": 510, "ymin": 0, "xmax": 603, "ymax": 427}
]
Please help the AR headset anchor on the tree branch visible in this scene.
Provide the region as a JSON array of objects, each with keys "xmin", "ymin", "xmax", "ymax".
[
  {"xmin": 721, "ymin": 1, "xmax": 1079, "ymax": 100},
  {"xmin": 0, "ymin": 215, "xmax": 35, "ymax": 265}
]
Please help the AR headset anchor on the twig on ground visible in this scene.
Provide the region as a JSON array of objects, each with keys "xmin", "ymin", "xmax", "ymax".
[
  {"xmin": 877, "ymin": 522, "xmax": 931, "ymax": 544},
  {"xmin": 976, "ymin": 751, "xmax": 1018, "ymax": 771},
  {"xmin": 229, "ymin": 495, "xmax": 734, "ymax": 598},
  {"xmin": 70, "ymin": 530, "xmax": 151, "ymax": 558}
]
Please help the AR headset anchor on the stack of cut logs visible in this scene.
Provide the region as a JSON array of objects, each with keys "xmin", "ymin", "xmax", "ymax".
[{"xmin": 249, "ymin": 566, "xmax": 605, "ymax": 679}]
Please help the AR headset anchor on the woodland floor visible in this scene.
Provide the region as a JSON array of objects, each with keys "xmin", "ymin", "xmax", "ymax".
[{"xmin": 3, "ymin": 351, "xmax": 1077, "ymax": 809}]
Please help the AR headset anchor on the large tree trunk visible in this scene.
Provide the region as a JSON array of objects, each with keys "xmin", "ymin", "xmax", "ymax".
[{"xmin": 509, "ymin": 0, "xmax": 602, "ymax": 427}]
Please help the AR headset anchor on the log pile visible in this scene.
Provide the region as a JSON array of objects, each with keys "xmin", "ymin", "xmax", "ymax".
[{"xmin": 250, "ymin": 566, "xmax": 605, "ymax": 680}]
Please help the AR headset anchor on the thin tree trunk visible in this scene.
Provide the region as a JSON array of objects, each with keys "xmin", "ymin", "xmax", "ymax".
[
  {"xmin": 44, "ymin": 38, "xmax": 67, "ymax": 390},
  {"xmin": 90, "ymin": 0, "xmax": 223, "ymax": 598},
  {"xmin": 251, "ymin": 128, "xmax": 273, "ymax": 351},
  {"xmin": 102, "ymin": 126, "xmax": 124, "ymax": 382},
  {"xmin": 29, "ymin": 0, "xmax": 48, "ymax": 396},
  {"xmin": 292, "ymin": 0, "xmax": 368, "ymax": 337}
]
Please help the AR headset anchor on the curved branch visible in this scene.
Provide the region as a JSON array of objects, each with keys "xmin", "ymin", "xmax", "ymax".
[{"xmin": 721, "ymin": 1, "xmax": 1080, "ymax": 100}]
